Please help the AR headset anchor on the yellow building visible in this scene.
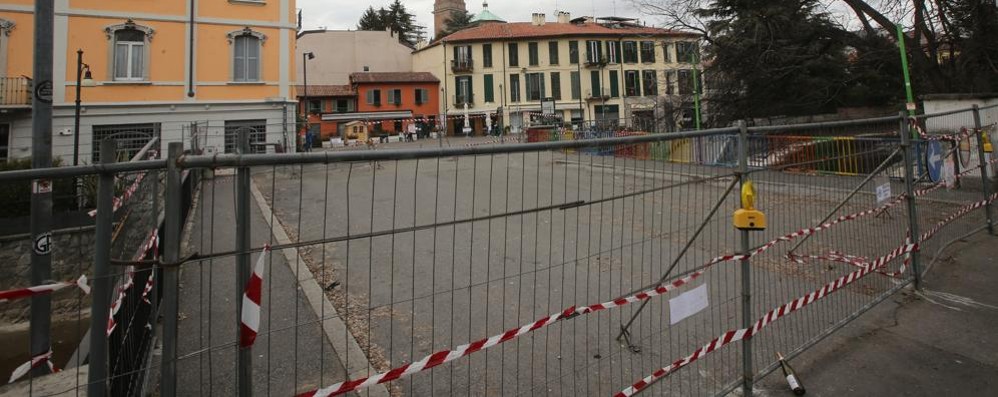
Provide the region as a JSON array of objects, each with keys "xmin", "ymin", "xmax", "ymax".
[
  {"xmin": 0, "ymin": 0, "xmax": 298, "ymax": 162},
  {"xmin": 412, "ymin": 11, "xmax": 702, "ymax": 135}
]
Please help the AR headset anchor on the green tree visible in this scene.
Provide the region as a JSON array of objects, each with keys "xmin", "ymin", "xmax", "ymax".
[
  {"xmin": 356, "ymin": 0, "xmax": 417, "ymax": 45},
  {"xmin": 438, "ymin": 10, "xmax": 474, "ymax": 39},
  {"xmin": 698, "ymin": 0, "xmax": 852, "ymax": 122}
]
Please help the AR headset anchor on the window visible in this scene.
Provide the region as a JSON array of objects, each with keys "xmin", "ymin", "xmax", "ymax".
[
  {"xmin": 308, "ymin": 99, "xmax": 321, "ymax": 114},
  {"xmin": 569, "ymin": 41, "xmax": 579, "ymax": 64},
  {"xmin": 550, "ymin": 72, "xmax": 562, "ymax": 100},
  {"xmin": 677, "ymin": 42, "xmax": 698, "ymax": 63},
  {"xmin": 483, "ymin": 44, "xmax": 493, "ymax": 68},
  {"xmin": 570, "ymin": 71, "xmax": 580, "ymax": 100},
  {"xmin": 678, "ymin": 69, "xmax": 694, "ymax": 95},
  {"xmin": 92, "ymin": 123, "xmax": 161, "ymax": 162},
  {"xmin": 640, "ymin": 41, "xmax": 656, "ymax": 63},
  {"xmin": 548, "ymin": 41, "xmax": 559, "ymax": 65},
  {"xmin": 387, "ymin": 89, "xmax": 402, "ymax": 105},
  {"xmin": 509, "ymin": 74, "xmax": 520, "ymax": 102},
  {"xmin": 334, "ymin": 99, "xmax": 355, "ymax": 112},
  {"xmin": 528, "ymin": 42, "xmax": 539, "ymax": 66},
  {"xmin": 367, "ymin": 89, "xmax": 382, "ymax": 105},
  {"xmin": 622, "ymin": 41, "xmax": 638, "ymax": 63},
  {"xmin": 454, "ymin": 45, "xmax": 472, "ymax": 66},
  {"xmin": 113, "ymin": 29, "xmax": 146, "ymax": 81},
  {"xmin": 224, "ymin": 120, "xmax": 266, "ymax": 154},
  {"xmin": 232, "ymin": 34, "xmax": 262, "ymax": 82},
  {"xmin": 455, "ymin": 76, "xmax": 473, "ymax": 104},
  {"xmin": 586, "ymin": 40, "xmax": 602, "ymax": 64},
  {"xmin": 590, "ymin": 70, "xmax": 601, "ymax": 97},
  {"xmin": 642, "ymin": 70, "xmax": 658, "ymax": 96},
  {"xmin": 609, "ymin": 70, "xmax": 619, "ymax": 98},
  {"xmin": 624, "ymin": 70, "xmax": 640, "ymax": 96},
  {"xmin": 508, "ymin": 43, "xmax": 519, "ymax": 67},
  {"xmin": 415, "ymin": 89, "xmax": 429, "ymax": 105},
  {"xmin": 525, "ymin": 73, "xmax": 545, "ymax": 101},
  {"xmin": 662, "ymin": 43, "xmax": 673, "ymax": 63},
  {"xmin": 605, "ymin": 41, "xmax": 620, "ymax": 64},
  {"xmin": 484, "ymin": 74, "xmax": 495, "ymax": 103},
  {"xmin": 0, "ymin": 124, "xmax": 9, "ymax": 162}
]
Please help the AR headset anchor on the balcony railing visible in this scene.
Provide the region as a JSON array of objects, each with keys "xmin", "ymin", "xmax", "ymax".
[
  {"xmin": 584, "ymin": 54, "xmax": 607, "ymax": 67},
  {"xmin": 586, "ymin": 89, "xmax": 611, "ymax": 100},
  {"xmin": 451, "ymin": 58, "xmax": 474, "ymax": 73},
  {"xmin": 0, "ymin": 77, "xmax": 32, "ymax": 107},
  {"xmin": 453, "ymin": 94, "xmax": 474, "ymax": 107}
]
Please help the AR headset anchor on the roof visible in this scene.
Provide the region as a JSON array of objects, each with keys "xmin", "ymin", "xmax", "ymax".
[
  {"xmin": 424, "ymin": 21, "xmax": 698, "ymax": 49},
  {"xmin": 349, "ymin": 72, "xmax": 440, "ymax": 84},
  {"xmin": 471, "ymin": 9, "xmax": 506, "ymax": 24},
  {"xmin": 295, "ymin": 85, "xmax": 355, "ymax": 97}
]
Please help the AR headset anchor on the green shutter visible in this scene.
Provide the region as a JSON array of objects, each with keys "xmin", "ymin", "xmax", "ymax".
[
  {"xmin": 609, "ymin": 70, "xmax": 619, "ymax": 97},
  {"xmin": 590, "ymin": 71, "xmax": 601, "ymax": 96},
  {"xmin": 484, "ymin": 74, "xmax": 494, "ymax": 102}
]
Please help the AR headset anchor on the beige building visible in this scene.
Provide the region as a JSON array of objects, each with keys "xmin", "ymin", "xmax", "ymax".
[
  {"xmin": 412, "ymin": 12, "xmax": 702, "ymax": 134},
  {"xmin": 296, "ymin": 28, "xmax": 414, "ymax": 86}
]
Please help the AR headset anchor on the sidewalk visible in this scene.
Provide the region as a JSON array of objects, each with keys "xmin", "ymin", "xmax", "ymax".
[{"xmin": 756, "ymin": 231, "xmax": 998, "ymax": 396}]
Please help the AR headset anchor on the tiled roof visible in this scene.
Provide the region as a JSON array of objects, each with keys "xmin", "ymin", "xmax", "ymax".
[
  {"xmin": 433, "ymin": 22, "xmax": 697, "ymax": 46},
  {"xmin": 349, "ymin": 72, "xmax": 440, "ymax": 84},
  {"xmin": 295, "ymin": 85, "xmax": 355, "ymax": 97}
]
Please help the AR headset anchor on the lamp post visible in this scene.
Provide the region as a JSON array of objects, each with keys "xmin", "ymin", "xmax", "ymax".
[
  {"xmin": 73, "ymin": 49, "xmax": 95, "ymax": 167},
  {"xmin": 73, "ymin": 49, "xmax": 94, "ymax": 209},
  {"xmin": 302, "ymin": 51, "xmax": 315, "ymax": 152}
]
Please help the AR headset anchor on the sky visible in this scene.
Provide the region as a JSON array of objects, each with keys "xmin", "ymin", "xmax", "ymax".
[{"xmin": 296, "ymin": 0, "xmax": 642, "ymax": 36}]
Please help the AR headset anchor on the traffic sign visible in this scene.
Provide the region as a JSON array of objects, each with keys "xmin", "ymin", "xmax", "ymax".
[{"xmin": 925, "ymin": 141, "xmax": 944, "ymax": 182}]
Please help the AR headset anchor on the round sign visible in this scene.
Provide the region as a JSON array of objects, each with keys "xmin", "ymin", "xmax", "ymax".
[
  {"xmin": 34, "ymin": 80, "xmax": 53, "ymax": 104},
  {"xmin": 925, "ymin": 140, "xmax": 944, "ymax": 183},
  {"xmin": 33, "ymin": 232, "xmax": 52, "ymax": 256}
]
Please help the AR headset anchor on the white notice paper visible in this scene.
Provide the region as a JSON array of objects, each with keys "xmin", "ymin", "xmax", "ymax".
[
  {"xmin": 875, "ymin": 180, "xmax": 891, "ymax": 204},
  {"xmin": 670, "ymin": 284, "xmax": 709, "ymax": 325}
]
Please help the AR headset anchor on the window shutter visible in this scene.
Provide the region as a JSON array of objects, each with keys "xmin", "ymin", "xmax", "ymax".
[
  {"xmin": 609, "ymin": 70, "xmax": 619, "ymax": 97},
  {"xmin": 484, "ymin": 74, "xmax": 494, "ymax": 102}
]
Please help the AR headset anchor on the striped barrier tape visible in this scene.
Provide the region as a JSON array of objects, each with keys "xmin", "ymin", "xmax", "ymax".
[
  {"xmin": 8, "ymin": 350, "xmax": 57, "ymax": 384},
  {"xmin": 296, "ymin": 185, "xmax": 917, "ymax": 396},
  {"xmin": 920, "ymin": 192, "xmax": 998, "ymax": 243},
  {"xmin": 88, "ymin": 172, "xmax": 147, "ymax": 218},
  {"xmin": 107, "ymin": 229, "xmax": 159, "ymax": 336},
  {"xmin": 240, "ymin": 245, "xmax": 270, "ymax": 348},
  {"xmin": 615, "ymin": 241, "xmax": 919, "ymax": 397},
  {"xmin": 0, "ymin": 275, "xmax": 90, "ymax": 303}
]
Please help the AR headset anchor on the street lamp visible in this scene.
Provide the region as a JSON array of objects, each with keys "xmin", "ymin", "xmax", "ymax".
[
  {"xmin": 302, "ymin": 52, "xmax": 315, "ymax": 152},
  {"xmin": 73, "ymin": 49, "xmax": 95, "ymax": 167},
  {"xmin": 74, "ymin": 49, "xmax": 95, "ymax": 209}
]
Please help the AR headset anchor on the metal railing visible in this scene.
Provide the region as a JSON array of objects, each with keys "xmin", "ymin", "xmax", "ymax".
[
  {"xmin": 0, "ymin": 76, "xmax": 32, "ymax": 107},
  {"xmin": 0, "ymin": 105, "xmax": 995, "ymax": 397}
]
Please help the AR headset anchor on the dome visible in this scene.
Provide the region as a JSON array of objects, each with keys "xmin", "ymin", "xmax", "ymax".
[{"xmin": 470, "ymin": 2, "xmax": 506, "ymax": 24}]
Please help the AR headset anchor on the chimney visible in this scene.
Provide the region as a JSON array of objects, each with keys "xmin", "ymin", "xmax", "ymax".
[
  {"xmin": 557, "ymin": 11, "xmax": 571, "ymax": 24},
  {"xmin": 532, "ymin": 13, "xmax": 546, "ymax": 26}
]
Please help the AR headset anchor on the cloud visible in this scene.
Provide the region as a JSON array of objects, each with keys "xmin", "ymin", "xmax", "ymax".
[{"xmin": 296, "ymin": 0, "xmax": 641, "ymax": 33}]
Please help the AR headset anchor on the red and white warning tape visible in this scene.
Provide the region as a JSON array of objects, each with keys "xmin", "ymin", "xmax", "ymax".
[
  {"xmin": 615, "ymin": 241, "xmax": 918, "ymax": 397},
  {"xmin": 8, "ymin": 350, "xmax": 57, "ymax": 384},
  {"xmin": 240, "ymin": 245, "xmax": 270, "ymax": 348},
  {"xmin": 88, "ymin": 172, "xmax": 147, "ymax": 218},
  {"xmin": 920, "ymin": 192, "xmax": 998, "ymax": 243},
  {"xmin": 107, "ymin": 229, "xmax": 159, "ymax": 336},
  {"xmin": 0, "ymin": 275, "xmax": 90, "ymax": 303}
]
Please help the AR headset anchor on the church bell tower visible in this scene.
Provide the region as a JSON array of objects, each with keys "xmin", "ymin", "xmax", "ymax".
[{"xmin": 433, "ymin": 0, "xmax": 467, "ymax": 37}]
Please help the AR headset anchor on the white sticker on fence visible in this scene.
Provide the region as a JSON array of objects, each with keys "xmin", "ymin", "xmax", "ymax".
[
  {"xmin": 669, "ymin": 284, "xmax": 709, "ymax": 325},
  {"xmin": 875, "ymin": 176, "xmax": 891, "ymax": 204}
]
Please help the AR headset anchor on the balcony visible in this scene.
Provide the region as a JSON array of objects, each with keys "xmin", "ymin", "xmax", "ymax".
[
  {"xmin": 586, "ymin": 89, "xmax": 611, "ymax": 101},
  {"xmin": 451, "ymin": 58, "xmax": 474, "ymax": 73},
  {"xmin": 0, "ymin": 77, "xmax": 32, "ymax": 108},
  {"xmin": 584, "ymin": 54, "xmax": 607, "ymax": 68},
  {"xmin": 453, "ymin": 94, "xmax": 474, "ymax": 107}
]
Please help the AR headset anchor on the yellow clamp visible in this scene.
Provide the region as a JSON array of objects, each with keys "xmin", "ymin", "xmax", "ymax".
[
  {"xmin": 733, "ymin": 180, "xmax": 767, "ymax": 231},
  {"xmin": 982, "ymin": 131, "xmax": 993, "ymax": 153}
]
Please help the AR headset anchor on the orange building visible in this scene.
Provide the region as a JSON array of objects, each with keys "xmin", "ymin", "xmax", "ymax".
[
  {"xmin": 301, "ymin": 72, "xmax": 440, "ymax": 141},
  {"xmin": 1, "ymin": 0, "xmax": 298, "ymax": 162}
]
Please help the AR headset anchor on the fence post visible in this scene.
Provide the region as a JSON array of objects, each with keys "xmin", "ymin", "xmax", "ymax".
[
  {"xmin": 972, "ymin": 105, "xmax": 994, "ymax": 235},
  {"xmin": 161, "ymin": 142, "xmax": 183, "ymax": 397},
  {"xmin": 88, "ymin": 139, "xmax": 116, "ymax": 397},
  {"xmin": 737, "ymin": 120, "xmax": 753, "ymax": 396},
  {"xmin": 899, "ymin": 112, "xmax": 923, "ymax": 288},
  {"xmin": 236, "ymin": 130, "xmax": 253, "ymax": 396}
]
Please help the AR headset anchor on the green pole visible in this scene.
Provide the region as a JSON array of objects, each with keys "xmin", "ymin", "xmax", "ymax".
[
  {"xmin": 692, "ymin": 50, "xmax": 702, "ymax": 130},
  {"xmin": 896, "ymin": 23, "xmax": 916, "ymax": 117}
]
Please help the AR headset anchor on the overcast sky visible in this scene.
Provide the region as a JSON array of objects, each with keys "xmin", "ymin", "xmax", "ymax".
[{"xmin": 296, "ymin": 0, "xmax": 642, "ymax": 35}]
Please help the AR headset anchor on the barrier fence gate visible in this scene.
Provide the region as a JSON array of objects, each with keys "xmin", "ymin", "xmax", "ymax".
[{"xmin": 0, "ymin": 104, "xmax": 996, "ymax": 397}]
